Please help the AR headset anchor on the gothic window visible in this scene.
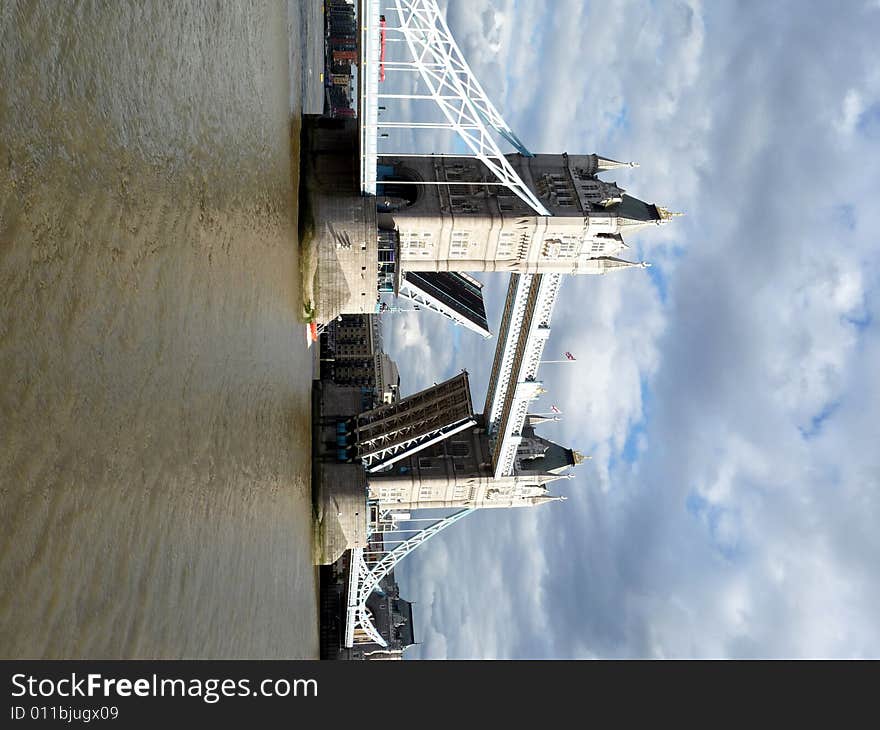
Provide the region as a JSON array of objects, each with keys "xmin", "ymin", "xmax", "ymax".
[
  {"xmin": 450, "ymin": 196, "xmax": 478, "ymax": 213},
  {"xmin": 497, "ymin": 231, "xmax": 515, "ymax": 259},
  {"xmin": 444, "ymin": 163, "xmax": 469, "ymax": 182},
  {"xmin": 449, "ymin": 230, "xmax": 471, "ymax": 258},
  {"xmin": 541, "ymin": 235, "xmax": 581, "ymax": 258},
  {"xmin": 401, "ymin": 231, "xmax": 434, "ymax": 258},
  {"xmin": 576, "ymin": 180, "xmax": 602, "ymax": 204},
  {"xmin": 449, "ymin": 441, "xmax": 470, "ymax": 457},
  {"xmin": 538, "ymin": 174, "xmax": 568, "ymax": 200},
  {"xmin": 560, "ymin": 236, "xmax": 578, "ymax": 256},
  {"xmin": 536, "ymin": 177, "xmax": 549, "ymax": 198}
]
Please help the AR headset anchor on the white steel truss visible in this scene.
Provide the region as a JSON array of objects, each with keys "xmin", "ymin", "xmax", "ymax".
[
  {"xmin": 359, "ymin": 416, "xmax": 476, "ymax": 472},
  {"xmin": 361, "ymin": 0, "xmax": 381, "ymax": 195},
  {"xmin": 355, "ymin": 372, "xmax": 474, "ymax": 471},
  {"xmin": 368, "ymin": 0, "xmax": 551, "ymax": 216},
  {"xmin": 397, "ymin": 276, "xmax": 492, "ymax": 338},
  {"xmin": 484, "ymin": 273, "xmax": 564, "ymax": 477},
  {"xmin": 345, "ymin": 508, "xmax": 475, "ymax": 647},
  {"xmin": 485, "ymin": 273, "xmax": 537, "ymax": 428}
]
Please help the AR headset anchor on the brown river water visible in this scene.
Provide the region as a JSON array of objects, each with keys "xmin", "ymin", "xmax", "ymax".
[{"xmin": 0, "ymin": 1, "xmax": 319, "ymax": 658}]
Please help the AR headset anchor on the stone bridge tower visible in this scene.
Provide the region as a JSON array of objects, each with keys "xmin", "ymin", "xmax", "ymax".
[
  {"xmin": 346, "ymin": 371, "xmax": 583, "ymax": 512},
  {"xmin": 367, "ymin": 417, "xmax": 582, "ymax": 511},
  {"xmin": 376, "ymin": 152, "xmax": 680, "ymax": 275}
]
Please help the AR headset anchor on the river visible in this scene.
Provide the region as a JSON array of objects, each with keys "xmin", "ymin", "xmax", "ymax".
[{"xmin": 0, "ymin": 0, "xmax": 320, "ymax": 658}]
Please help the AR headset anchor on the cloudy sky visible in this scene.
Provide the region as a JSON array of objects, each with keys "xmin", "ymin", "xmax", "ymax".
[{"xmin": 379, "ymin": 0, "xmax": 880, "ymax": 658}]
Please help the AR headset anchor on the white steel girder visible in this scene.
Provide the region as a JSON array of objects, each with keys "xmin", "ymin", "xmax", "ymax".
[
  {"xmin": 485, "ymin": 273, "xmax": 564, "ymax": 478},
  {"xmin": 360, "ymin": 416, "xmax": 476, "ymax": 472},
  {"xmin": 383, "ymin": 0, "xmax": 551, "ymax": 216},
  {"xmin": 485, "ymin": 273, "xmax": 536, "ymax": 428},
  {"xmin": 397, "ymin": 278, "xmax": 492, "ymax": 338},
  {"xmin": 345, "ymin": 508, "xmax": 475, "ymax": 647}
]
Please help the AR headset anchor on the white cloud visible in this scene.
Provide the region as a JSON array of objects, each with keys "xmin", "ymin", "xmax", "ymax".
[
  {"xmin": 835, "ymin": 89, "xmax": 866, "ymax": 136},
  {"xmin": 387, "ymin": 0, "xmax": 880, "ymax": 658}
]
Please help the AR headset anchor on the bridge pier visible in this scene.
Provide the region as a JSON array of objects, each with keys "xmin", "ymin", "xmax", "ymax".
[
  {"xmin": 300, "ymin": 116, "xmax": 378, "ymax": 326},
  {"xmin": 312, "ymin": 379, "xmax": 369, "ymax": 565}
]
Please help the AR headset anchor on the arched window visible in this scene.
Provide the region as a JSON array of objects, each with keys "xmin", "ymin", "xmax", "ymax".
[{"xmin": 377, "ymin": 166, "xmax": 424, "ymax": 211}]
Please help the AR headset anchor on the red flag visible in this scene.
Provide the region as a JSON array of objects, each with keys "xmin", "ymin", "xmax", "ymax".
[
  {"xmin": 564, "ymin": 351, "xmax": 576, "ymax": 361},
  {"xmin": 550, "ymin": 405, "xmax": 561, "ymax": 414}
]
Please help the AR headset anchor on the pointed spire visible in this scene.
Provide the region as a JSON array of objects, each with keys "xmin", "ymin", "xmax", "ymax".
[
  {"xmin": 596, "ymin": 155, "xmax": 639, "ymax": 172},
  {"xmin": 656, "ymin": 206, "xmax": 684, "ymax": 222},
  {"xmin": 526, "ymin": 473, "xmax": 572, "ymax": 486},
  {"xmin": 526, "ymin": 414, "xmax": 561, "ymax": 426},
  {"xmin": 526, "ymin": 494, "xmax": 568, "ymax": 506},
  {"xmin": 582, "ymin": 256, "xmax": 653, "ymax": 274}
]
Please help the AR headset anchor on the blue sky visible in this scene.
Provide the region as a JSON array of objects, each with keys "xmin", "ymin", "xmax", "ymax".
[{"xmin": 380, "ymin": 0, "xmax": 880, "ymax": 658}]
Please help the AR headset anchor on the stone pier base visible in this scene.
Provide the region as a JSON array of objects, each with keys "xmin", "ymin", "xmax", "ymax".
[
  {"xmin": 312, "ymin": 380, "xmax": 369, "ymax": 565},
  {"xmin": 300, "ymin": 116, "xmax": 377, "ymax": 326}
]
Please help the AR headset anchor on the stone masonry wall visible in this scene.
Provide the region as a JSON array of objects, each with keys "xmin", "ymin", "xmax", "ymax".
[{"xmin": 301, "ymin": 116, "xmax": 378, "ymax": 325}]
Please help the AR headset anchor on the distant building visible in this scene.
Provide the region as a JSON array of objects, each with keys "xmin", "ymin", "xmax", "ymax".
[
  {"xmin": 320, "ymin": 558, "xmax": 416, "ymax": 660},
  {"xmin": 321, "ymin": 314, "xmax": 400, "ymax": 403},
  {"xmin": 323, "ymin": 314, "xmax": 379, "ymax": 389},
  {"xmin": 374, "ymin": 352, "xmax": 400, "ymax": 404},
  {"xmin": 349, "ymin": 570, "xmax": 416, "ymax": 659},
  {"xmin": 325, "ymin": 0, "xmax": 358, "ymax": 118}
]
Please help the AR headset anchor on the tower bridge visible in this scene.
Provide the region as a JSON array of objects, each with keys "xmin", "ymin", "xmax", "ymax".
[
  {"xmin": 327, "ymin": 0, "xmax": 678, "ymax": 648},
  {"xmin": 343, "ymin": 272, "xmax": 581, "ymax": 647}
]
